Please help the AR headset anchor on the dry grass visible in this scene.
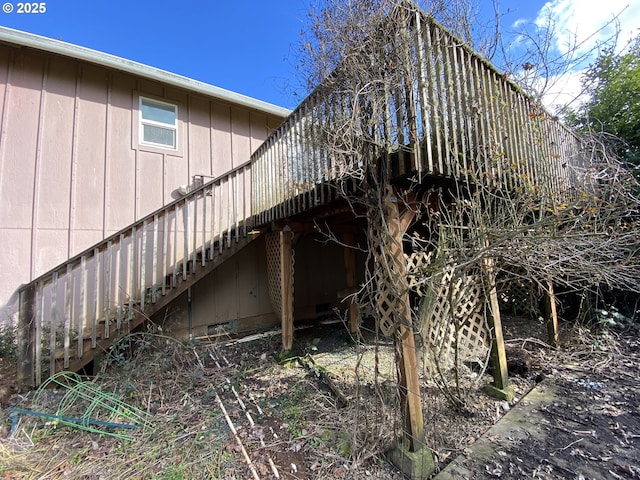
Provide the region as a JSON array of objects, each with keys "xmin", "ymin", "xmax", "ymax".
[{"xmin": 2, "ymin": 315, "xmax": 636, "ymax": 479}]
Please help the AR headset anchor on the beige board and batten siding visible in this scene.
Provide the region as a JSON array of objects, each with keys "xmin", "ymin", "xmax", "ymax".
[
  {"xmin": 0, "ymin": 28, "xmax": 288, "ymax": 324},
  {"xmin": 165, "ymin": 234, "xmax": 366, "ymax": 340}
]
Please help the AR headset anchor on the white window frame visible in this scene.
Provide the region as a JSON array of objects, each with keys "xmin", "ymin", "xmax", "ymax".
[{"xmin": 139, "ymin": 96, "xmax": 178, "ymax": 150}]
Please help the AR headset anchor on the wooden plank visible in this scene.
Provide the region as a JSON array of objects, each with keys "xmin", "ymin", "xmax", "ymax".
[
  {"xmin": 35, "ymin": 283, "xmax": 43, "ymax": 383},
  {"xmin": 129, "ymin": 225, "xmax": 140, "ymax": 318},
  {"xmin": 152, "ymin": 214, "xmax": 159, "ymax": 299},
  {"xmin": 115, "ymin": 234, "xmax": 124, "ymax": 328},
  {"xmin": 192, "ymin": 194, "xmax": 198, "ymax": 273},
  {"xmin": 161, "ymin": 215, "xmax": 168, "ymax": 296},
  {"xmin": 63, "ymin": 264, "xmax": 72, "ymax": 369},
  {"xmin": 104, "ymin": 241, "xmax": 112, "ymax": 338},
  {"xmin": 545, "ymin": 281, "xmax": 559, "ymax": 348},
  {"xmin": 183, "ymin": 201, "xmax": 190, "ymax": 275},
  {"xmin": 50, "ymin": 271, "xmax": 58, "ymax": 377},
  {"xmin": 140, "ymin": 221, "xmax": 147, "ymax": 311},
  {"xmin": 201, "ymin": 189, "xmax": 207, "ymax": 265},
  {"xmin": 172, "ymin": 205, "xmax": 178, "ymax": 287},
  {"xmin": 79, "ymin": 255, "xmax": 86, "ymax": 357}
]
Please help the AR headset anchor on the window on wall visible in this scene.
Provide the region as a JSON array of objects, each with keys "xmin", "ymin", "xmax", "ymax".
[{"xmin": 139, "ymin": 97, "xmax": 178, "ymax": 149}]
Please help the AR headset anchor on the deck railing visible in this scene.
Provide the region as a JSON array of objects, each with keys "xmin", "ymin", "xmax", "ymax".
[
  {"xmin": 251, "ymin": 6, "xmax": 588, "ymax": 225},
  {"xmin": 18, "ymin": 162, "xmax": 252, "ymax": 386}
]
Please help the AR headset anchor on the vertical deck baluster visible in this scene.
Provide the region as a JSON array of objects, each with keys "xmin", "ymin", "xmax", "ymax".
[
  {"xmin": 459, "ymin": 47, "xmax": 476, "ymax": 180},
  {"xmin": 452, "ymin": 41, "xmax": 469, "ymax": 176},
  {"xmin": 50, "ymin": 271, "xmax": 58, "ymax": 377},
  {"xmin": 284, "ymin": 119, "xmax": 293, "ymax": 216},
  {"xmin": 104, "ymin": 241, "xmax": 112, "ymax": 339},
  {"xmin": 129, "ymin": 227, "xmax": 136, "ymax": 322},
  {"xmin": 214, "ymin": 183, "xmax": 217, "ymax": 260},
  {"xmin": 152, "ymin": 214, "xmax": 159, "ymax": 301},
  {"xmin": 413, "ymin": 11, "xmax": 431, "ymax": 175},
  {"xmin": 35, "ymin": 282, "xmax": 43, "ymax": 384},
  {"xmin": 503, "ymin": 81, "xmax": 520, "ymax": 190},
  {"xmin": 161, "ymin": 215, "xmax": 168, "ymax": 296},
  {"xmin": 482, "ymin": 67, "xmax": 496, "ymax": 183},
  {"xmin": 201, "ymin": 189, "xmax": 207, "ymax": 264},
  {"xmin": 115, "ymin": 234, "xmax": 124, "ymax": 329},
  {"xmin": 434, "ymin": 27, "xmax": 450, "ymax": 176},
  {"xmin": 218, "ymin": 180, "xmax": 224, "ymax": 253},
  {"xmin": 536, "ymin": 109, "xmax": 552, "ymax": 193},
  {"xmin": 79, "ymin": 255, "xmax": 86, "ymax": 358},
  {"xmin": 234, "ymin": 171, "xmax": 239, "ymax": 241},
  {"xmin": 511, "ymin": 91, "xmax": 529, "ymax": 186},
  {"xmin": 172, "ymin": 205, "xmax": 178, "ymax": 287},
  {"xmin": 444, "ymin": 35, "xmax": 459, "ymax": 177},
  {"xmin": 140, "ymin": 222, "xmax": 147, "ymax": 311},
  {"xmin": 241, "ymin": 167, "xmax": 247, "ymax": 236},
  {"xmin": 93, "ymin": 247, "xmax": 100, "ymax": 347},
  {"xmin": 425, "ymin": 21, "xmax": 443, "ymax": 174},
  {"xmin": 291, "ymin": 116, "xmax": 301, "ymax": 214},
  {"xmin": 227, "ymin": 176, "xmax": 232, "ymax": 247},
  {"xmin": 269, "ymin": 133, "xmax": 277, "ymax": 220},
  {"xmin": 183, "ymin": 201, "xmax": 190, "ymax": 275},
  {"xmin": 510, "ymin": 86, "xmax": 525, "ymax": 189},
  {"xmin": 63, "ymin": 264, "xmax": 72, "ymax": 369},
  {"xmin": 472, "ymin": 57, "xmax": 490, "ymax": 183},
  {"xmin": 282, "ymin": 115, "xmax": 296, "ymax": 216},
  {"xmin": 191, "ymin": 194, "xmax": 198, "ymax": 273}
]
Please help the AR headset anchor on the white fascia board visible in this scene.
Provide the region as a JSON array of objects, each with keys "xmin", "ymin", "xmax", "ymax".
[{"xmin": 0, "ymin": 26, "xmax": 291, "ymax": 118}]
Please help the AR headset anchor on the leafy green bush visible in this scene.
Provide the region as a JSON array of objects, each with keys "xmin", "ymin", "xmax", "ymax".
[{"xmin": 0, "ymin": 324, "xmax": 17, "ymax": 360}]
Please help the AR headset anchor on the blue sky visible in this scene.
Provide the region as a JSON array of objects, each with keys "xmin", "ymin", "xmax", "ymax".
[{"xmin": 0, "ymin": 0, "xmax": 638, "ymax": 110}]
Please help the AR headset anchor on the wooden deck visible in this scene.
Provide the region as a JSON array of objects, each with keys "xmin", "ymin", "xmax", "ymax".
[
  {"xmin": 251, "ymin": 9, "xmax": 587, "ymax": 225},
  {"xmin": 17, "ymin": 6, "xmax": 589, "ymax": 387}
]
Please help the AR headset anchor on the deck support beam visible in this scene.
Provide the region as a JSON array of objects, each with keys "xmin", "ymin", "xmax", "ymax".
[
  {"xmin": 342, "ymin": 233, "xmax": 360, "ymax": 335},
  {"xmin": 378, "ymin": 187, "xmax": 434, "ymax": 478},
  {"xmin": 279, "ymin": 230, "xmax": 294, "ymax": 351},
  {"xmin": 382, "ymin": 188, "xmax": 425, "ymax": 451},
  {"xmin": 483, "ymin": 257, "xmax": 515, "ymax": 401}
]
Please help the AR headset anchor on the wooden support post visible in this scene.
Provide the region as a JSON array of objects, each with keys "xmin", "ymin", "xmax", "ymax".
[
  {"xmin": 384, "ymin": 189, "xmax": 424, "ymax": 451},
  {"xmin": 396, "ymin": 321, "xmax": 424, "ymax": 450},
  {"xmin": 483, "ymin": 257, "xmax": 514, "ymax": 401},
  {"xmin": 342, "ymin": 233, "xmax": 360, "ymax": 334},
  {"xmin": 544, "ymin": 280, "xmax": 559, "ymax": 348},
  {"xmin": 280, "ymin": 230, "xmax": 294, "ymax": 351},
  {"xmin": 17, "ymin": 284, "xmax": 36, "ymax": 387}
]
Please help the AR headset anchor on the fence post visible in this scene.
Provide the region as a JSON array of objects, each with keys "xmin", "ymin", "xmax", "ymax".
[{"xmin": 17, "ymin": 284, "xmax": 36, "ymax": 387}]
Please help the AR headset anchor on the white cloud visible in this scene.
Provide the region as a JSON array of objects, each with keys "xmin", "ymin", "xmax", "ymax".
[
  {"xmin": 537, "ymin": 0, "xmax": 640, "ymax": 58},
  {"xmin": 511, "ymin": 0, "xmax": 640, "ymax": 110}
]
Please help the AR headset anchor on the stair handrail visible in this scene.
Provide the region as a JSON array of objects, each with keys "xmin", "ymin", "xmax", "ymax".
[{"xmin": 18, "ymin": 160, "xmax": 252, "ymax": 293}]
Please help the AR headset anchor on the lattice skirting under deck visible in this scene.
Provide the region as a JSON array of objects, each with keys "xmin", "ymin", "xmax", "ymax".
[{"xmin": 265, "ymin": 232, "xmax": 294, "ymax": 320}]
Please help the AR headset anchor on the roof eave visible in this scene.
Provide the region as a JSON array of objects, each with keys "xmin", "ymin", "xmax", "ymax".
[{"xmin": 0, "ymin": 26, "xmax": 291, "ymax": 118}]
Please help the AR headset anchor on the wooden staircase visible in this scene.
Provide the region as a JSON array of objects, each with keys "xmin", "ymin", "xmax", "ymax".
[{"xmin": 18, "ymin": 162, "xmax": 257, "ymax": 386}]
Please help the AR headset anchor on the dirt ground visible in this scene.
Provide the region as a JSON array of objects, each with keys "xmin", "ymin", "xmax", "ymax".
[
  {"xmin": 436, "ymin": 324, "xmax": 640, "ymax": 479},
  {"xmin": 0, "ymin": 315, "xmax": 638, "ymax": 479}
]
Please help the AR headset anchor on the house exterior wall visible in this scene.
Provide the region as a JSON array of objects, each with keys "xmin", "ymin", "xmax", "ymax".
[
  {"xmin": 163, "ymin": 234, "xmax": 367, "ymax": 340},
  {"xmin": 0, "ymin": 42, "xmax": 284, "ymax": 324}
]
